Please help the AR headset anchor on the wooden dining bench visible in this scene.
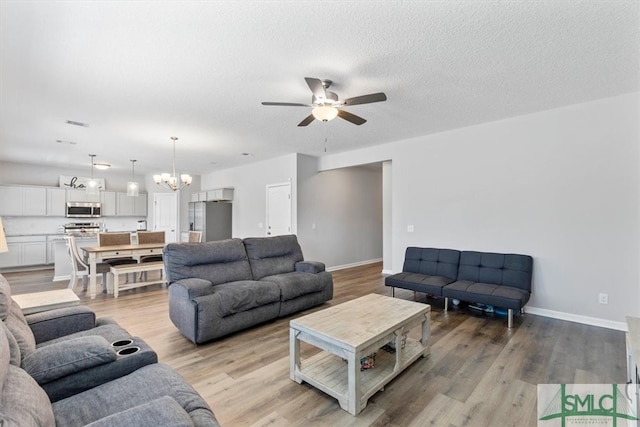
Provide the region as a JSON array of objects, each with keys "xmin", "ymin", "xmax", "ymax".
[{"xmin": 106, "ymin": 261, "xmax": 166, "ymax": 298}]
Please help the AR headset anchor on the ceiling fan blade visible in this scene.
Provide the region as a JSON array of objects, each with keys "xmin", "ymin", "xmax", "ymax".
[
  {"xmin": 340, "ymin": 92, "xmax": 387, "ymax": 106},
  {"xmin": 337, "ymin": 109, "xmax": 367, "ymax": 125},
  {"xmin": 262, "ymin": 102, "xmax": 312, "ymax": 107},
  {"xmin": 304, "ymin": 77, "xmax": 326, "ymax": 100},
  {"xmin": 297, "ymin": 114, "xmax": 316, "ymax": 127}
]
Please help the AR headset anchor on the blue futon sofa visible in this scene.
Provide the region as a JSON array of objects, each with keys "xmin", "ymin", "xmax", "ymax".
[{"xmin": 385, "ymin": 247, "xmax": 533, "ymax": 328}]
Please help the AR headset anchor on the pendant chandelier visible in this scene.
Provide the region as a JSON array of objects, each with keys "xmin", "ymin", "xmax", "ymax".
[
  {"xmin": 127, "ymin": 159, "xmax": 139, "ymax": 197},
  {"xmin": 86, "ymin": 154, "xmax": 99, "ymax": 195},
  {"xmin": 153, "ymin": 137, "xmax": 192, "ymax": 191}
]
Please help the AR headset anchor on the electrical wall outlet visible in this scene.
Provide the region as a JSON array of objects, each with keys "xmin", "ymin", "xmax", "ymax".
[
  {"xmin": 407, "ymin": 225, "xmax": 414, "ymax": 232},
  {"xmin": 598, "ymin": 293, "xmax": 608, "ymax": 304}
]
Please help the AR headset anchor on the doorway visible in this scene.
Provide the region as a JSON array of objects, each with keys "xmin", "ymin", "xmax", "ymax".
[
  {"xmin": 153, "ymin": 193, "xmax": 178, "ymax": 242},
  {"xmin": 266, "ymin": 182, "xmax": 291, "ymax": 237}
]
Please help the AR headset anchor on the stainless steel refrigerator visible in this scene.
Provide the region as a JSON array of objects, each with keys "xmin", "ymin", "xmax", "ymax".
[{"xmin": 188, "ymin": 201, "xmax": 232, "ymax": 242}]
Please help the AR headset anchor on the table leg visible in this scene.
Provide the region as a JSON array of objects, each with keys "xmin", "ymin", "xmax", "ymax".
[
  {"xmin": 346, "ymin": 350, "xmax": 362, "ymax": 415},
  {"xmin": 89, "ymin": 255, "xmax": 97, "ymax": 299},
  {"xmin": 421, "ymin": 312, "xmax": 431, "ymax": 357},
  {"xmin": 290, "ymin": 329, "xmax": 302, "ymax": 383}
]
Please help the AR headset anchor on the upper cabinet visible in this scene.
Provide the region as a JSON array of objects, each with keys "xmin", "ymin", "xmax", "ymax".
[
  {"xmin": 101, "ymin": 191, "xmax": 117, "ymax": 216},
  {"xmin": 0, "ymin": 185, "xmax": 146, "ymax": 218},
  {"xmin": 46, "ymin": 188, "xmax": 66, "ymax": 216},
  {"xmin": 190, "ymin": 188, "xmax": 234, "ymax": 202},
  {"xmin": 0, "ymin": 186, "xmax": 47, "ymax": 216},
  {"xmin": 66, "ymin": 189, "xmax": 101, "ymax": 203},
  {"xmin": 116, "ymin": 192, "xmax": 147, "ymax": 216}
]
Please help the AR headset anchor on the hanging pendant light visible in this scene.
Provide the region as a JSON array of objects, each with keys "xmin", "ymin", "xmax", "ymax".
[
  {"xmin": 127, "ymin": 159, "xmax": 139, "ymax": 197},
  {"xmin": 153, "ymin": 137, "xmax": 192, "ymax": 191},
  {"xmin": 86, "ymin": 154, "xmax": 99, "ymax": 195}
]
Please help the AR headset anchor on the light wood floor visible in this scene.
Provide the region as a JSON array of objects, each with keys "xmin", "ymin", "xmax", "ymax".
[{"xmin": 3, "ymin": 264, "xmax": 627, "ymax": 427}]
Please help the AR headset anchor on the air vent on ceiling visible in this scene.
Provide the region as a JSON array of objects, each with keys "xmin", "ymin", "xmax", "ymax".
[{"xmin": 66, "ymin": 120, "xmax": 89, "ymax": 127}]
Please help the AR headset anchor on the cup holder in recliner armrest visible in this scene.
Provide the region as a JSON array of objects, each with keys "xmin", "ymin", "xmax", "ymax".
[
  {"xmin": 111, "ymin": 339, "xmax": 134, "ymax": 347},
  {"xmin": 116, "ymin": 346, "xmax": 140, "ymax": 356}
]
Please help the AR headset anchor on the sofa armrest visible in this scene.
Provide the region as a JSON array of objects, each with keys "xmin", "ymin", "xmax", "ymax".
[
  {"xmin": 171, "ymin": 278, "xmax": 214, "ymax": 300},
  {"xmin": 84, "ymin": 396, "xmax": 196, "ymax": 427},
  {"xmin": 22, "ymin": 335, "xmax": 116, "ymax": 384},
  {"xmin": 26, "ymin": 306, "xmax": 97, "ymax": 344},
  {"xmin": 295, "ymin": 261, "xmax": 326, "ymax": 274}
]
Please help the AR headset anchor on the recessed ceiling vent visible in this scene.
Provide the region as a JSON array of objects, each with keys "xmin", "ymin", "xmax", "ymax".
[{"xmin": 66, "ymin": 120, "xmax": 89, "ymax": 127}]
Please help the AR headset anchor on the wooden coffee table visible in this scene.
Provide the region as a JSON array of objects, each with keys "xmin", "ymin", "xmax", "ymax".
[{"xmin": 289, "ymin": 293, "xmax": 431, "ymax": 415}]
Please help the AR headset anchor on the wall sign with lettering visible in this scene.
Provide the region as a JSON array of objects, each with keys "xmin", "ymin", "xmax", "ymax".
[{"xmin": 59, "ymin": 176, "xmax": 106, "ymax": 190}]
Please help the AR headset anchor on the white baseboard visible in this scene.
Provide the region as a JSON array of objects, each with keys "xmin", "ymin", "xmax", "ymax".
[
  {"xmin": 326, "ymin": 258, "xmax": 383, "ymax": 272},
  {"xmin": 381, "ymin": 269, "xmax": 393, "ymax": 276},
  {"xmin": 525, "ymin": 306, "xmax": 628, "ymax": 331}
]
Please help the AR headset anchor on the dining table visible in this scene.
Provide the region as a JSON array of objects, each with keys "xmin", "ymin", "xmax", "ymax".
[{"xmin": 82, "ymin": 242, "xmax": 166, "ymax": 299}]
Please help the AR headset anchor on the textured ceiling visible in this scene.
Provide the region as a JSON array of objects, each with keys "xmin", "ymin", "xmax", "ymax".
[{"xmin": 1, "ymin": 1, "xmax": 638, "ymax": 176}]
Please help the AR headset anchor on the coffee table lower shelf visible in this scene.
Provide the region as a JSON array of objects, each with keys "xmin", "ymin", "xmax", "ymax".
[{"xmin": 294, "ymin": 338, "xmax": 428, "ymax": 414}]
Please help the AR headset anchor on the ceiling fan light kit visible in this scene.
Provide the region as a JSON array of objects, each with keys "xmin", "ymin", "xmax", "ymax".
[
  {"xmin": 262, "ymin": 77, "xmax": 387, "ymax": 127},
  {"xmin": 153, "ymin": 136, "xmax": 192, "ymax": 192},
  {"xmin": 312, "ymin": 106, "xmax": 339, "ymax": 122}
]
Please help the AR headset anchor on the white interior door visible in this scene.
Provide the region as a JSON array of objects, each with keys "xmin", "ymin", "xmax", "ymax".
[
  {"xmin": 266, "ymin": 183, "xmax": 291, "ymax": 237},
  {"xmin": 153, "ymin": 193, "xmax": 178, "ymax": 243}
]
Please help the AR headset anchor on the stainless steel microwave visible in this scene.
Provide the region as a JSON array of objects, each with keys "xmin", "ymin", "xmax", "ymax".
[{"xmin": 66, "ymin": 202, "xmax": 101, "ymax": 218}]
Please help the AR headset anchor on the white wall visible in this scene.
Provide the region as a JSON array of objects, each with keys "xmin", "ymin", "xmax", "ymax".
[
  {"xmin": 297, "ymin": 154, "xmax": 383, "ymax": 268},
  {"xmin": 200, "ymin": 154, "xmax": 298, "ymax": 238},
  {"xmin": 320, "ymin": 92, "xmax": 640, "ymax": 327}
]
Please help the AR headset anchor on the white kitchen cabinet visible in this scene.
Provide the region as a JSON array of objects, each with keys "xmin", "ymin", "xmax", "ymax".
[
  {"xmin": 47, "ymin": 188, "xmax": 67, "ymax": 216},
  {"xmin": 207, "ymin": 188, "xmax": 234, "ymax": 201},
  {"xmin": 0, "ymin": 235, "xmax": 47, "ymax": 268},
  {"xmin": 0, "ymin": 187, "xmax": 22, "ymax": 216},
  {"xmin": 190, "ymin": 193, "xmax": 199, "ymax": 202},
  {"xmin": 66, "ymin": 189, "xmax": 100, "ymax": 203},
  {"xmin": 0, "ymin": 186, "xmax": 47, "ymax": 216},
  {"xmin": 134, "ymin": 192, "xmax": 147, "ymax": 216},
  {"xmin": 101, "ymin": 191, "xmax": 117, "ymax": 216},
  {"xmin": 116, "ymin": 192, "xmax": 147, "ymax": 216}
]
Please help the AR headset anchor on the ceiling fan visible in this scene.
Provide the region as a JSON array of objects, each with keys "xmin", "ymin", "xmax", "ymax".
[{"xmin": 262, "ymin": 77, "xmax": 387, "ymax": 126}]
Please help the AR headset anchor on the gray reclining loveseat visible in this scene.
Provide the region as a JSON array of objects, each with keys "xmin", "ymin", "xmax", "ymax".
[
  {"xmin": 0, "ymin": 275, "xmax": 157, "ymax": 402},
  {"xmin": 164, "ymin": 234, "xmax": 333, "ymax": 344},
  {"xmin": 0, "ymin": 273, "xmax": 219, "ymax": 426},
  {"xmin": 385, "ymin": 247, "xmax": 533, "ymax": 327}
]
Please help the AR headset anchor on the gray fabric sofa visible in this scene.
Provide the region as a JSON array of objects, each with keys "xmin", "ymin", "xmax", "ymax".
[
  {"xmin": 385, "ymin": 247, "xmax": 533, "ymax": 327},
  {"xmin": 0, "ymin": 275, "xmax": 157, "ymax": 402},
  {"xmin": 0, "ymin": 273, "xmax": 219, "ymax": 426},
  {"xmin": 164, "ymin": 234, "xmax": 333, "ymax": 344},
  {"xmin": 0, "ymin": 321, "xmax": 219, "ymax": 427}
]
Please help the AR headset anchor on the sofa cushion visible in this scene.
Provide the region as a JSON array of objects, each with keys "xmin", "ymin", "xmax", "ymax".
[
  {"xmin": 52, "ymin": 363, "xmax": 217, "ymax": 427},
  {"xmin": 457, "ymin": 251, "xmax": 533, "ymax": 291},
  {"xmin": 442, "ymin": 280, "xmax": 530, "ymax": 310},
  {"xmin": 207, "ymin": 280, "xmax": 281, "ymax": 317},
  {"xmin": 385, "ymin": 272, "xmax": 455, "ymax": 296},
  {"xmin": 84, "ymin": 396, "xmax": 195, "ymax": 427},
  {"xmin": 164, "ymin": 239, "xmax": 253, "ymax": 284},
  {"xmin": 22, "ymin": 336, "xmax": 116, "ymax": 384},
  {"xmin": 0, "ymin": 365, "xmax": 55, "ymax": 427},
  {"xmin": 402, "ymin": 247, "xmax": 460, "ymax": 280},
  {"xmin": 243, "ymin": 235, "xmax": 304, "ymax": 280},
  {"xmin": 261, "ymin": 272, "xmax": 328, "ymax": 301},
  {"xmin": 5, "ymin": 301, "xmax": 36, "ymax": 357}
]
